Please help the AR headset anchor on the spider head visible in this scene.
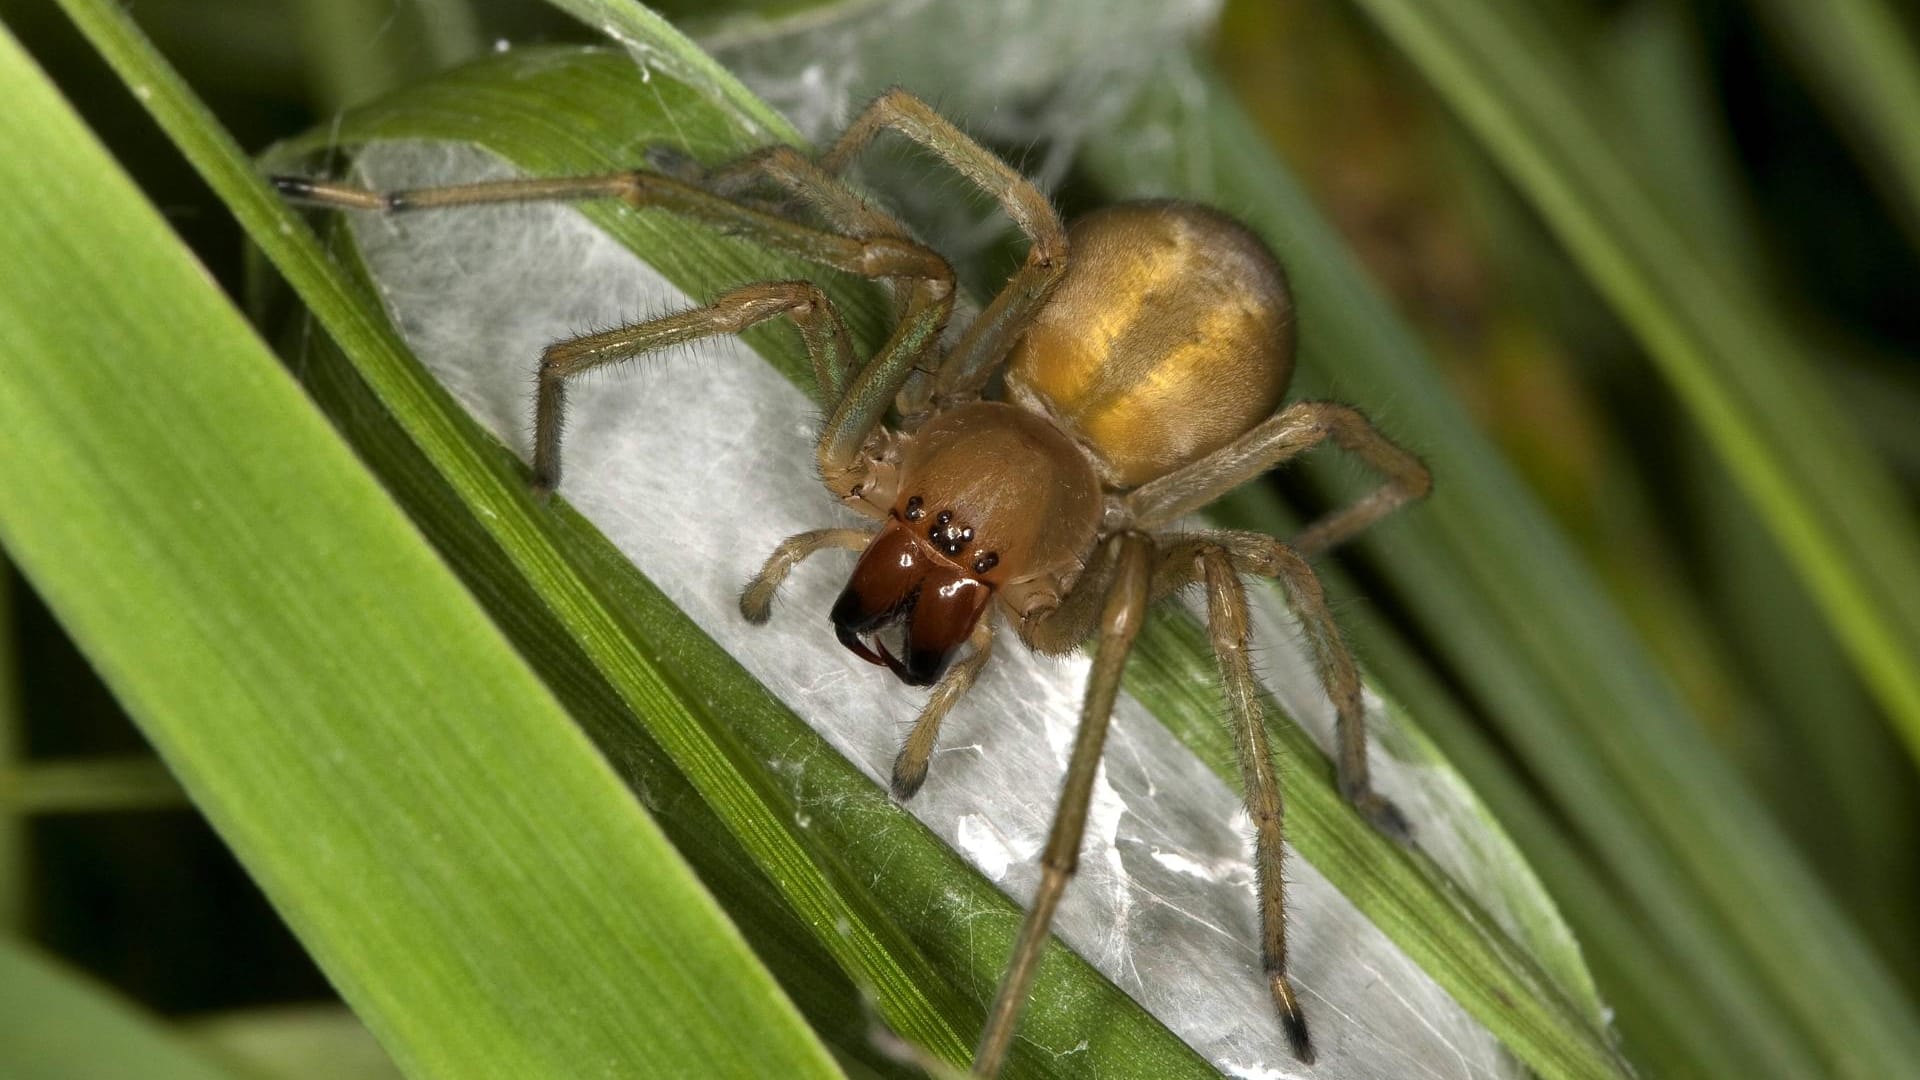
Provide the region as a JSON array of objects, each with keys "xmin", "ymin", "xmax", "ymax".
[
  {"xmin": 831, "ymin": 518, "xmax": 992, "ymax": 686},
  {"xmin": 832, "ymin": 402, "xmax": 1103, "ymax": 686}
]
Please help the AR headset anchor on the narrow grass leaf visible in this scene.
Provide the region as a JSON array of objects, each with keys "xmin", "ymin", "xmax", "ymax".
[
  {"xmin": 0, "ymin": 942, "xmax": 240, "ymax": 1080},
  {"xmin": 0, "ymin": 19, "xmax": 839, "ymax": 1078},
  {"xmin": 1749, "ymin": 0, "xmax": 1920, "ymax": 248},
  {"xmin": 1339, "ymin": 3, "xmax": 1920, "ymax": 1073},
  {"xmin": 1350, "ymin": 0, "xmax": 1920, "ymax": 786}
]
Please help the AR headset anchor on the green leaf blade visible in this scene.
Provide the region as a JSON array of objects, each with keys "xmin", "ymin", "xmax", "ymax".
[
  {"xmin": 0, "ymin": 943, "xmax": 242, "ymax": 1080},
  {"xmin": 0, "ymin": 17, "xmax": 839, "ymax": 1079},
  {"xmin": 1337, "ymin": 4, "xmax": 1920, "ymax": 1074}
]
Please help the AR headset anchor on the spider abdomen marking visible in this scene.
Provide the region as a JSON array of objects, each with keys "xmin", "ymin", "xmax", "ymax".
[{"xmin": 1004, "ymin": 200, "xmax": 1296, "ymax": 490}]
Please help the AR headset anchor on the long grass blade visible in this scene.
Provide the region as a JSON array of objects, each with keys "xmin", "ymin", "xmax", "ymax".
[
  {"xmin": 1749, "ymin": 0, "xmax": 1920, "ymax": 248},
  {"xmin": 0, "ymin": 942, "xmax": 240, "ymax": 1080},
  {"xmin": 1338, "ymin": 3, "xmax": 1920, "ymax": 1072},
  {"xmin": 1350, "ymin": 0, "xmax": 1920, "ymax": 780},
  {"xmin": 0, "ymin": 19, "xmax": 840, "ymax": 1077}
]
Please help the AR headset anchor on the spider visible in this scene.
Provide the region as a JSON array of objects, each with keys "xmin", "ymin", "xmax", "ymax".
[{"xmin": 276, "ymin": 87, "xmax": 1430, "ymax": 1076}]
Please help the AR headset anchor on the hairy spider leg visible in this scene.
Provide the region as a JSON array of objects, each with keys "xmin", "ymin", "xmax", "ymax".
[
  {"xmin": 1165, "ymin": 528, "xmax": 1412, "ymax": 840},
  {"xmin": 1149, "ymin": 530, "xmax": 1369, "ymax": 1063},
  {"xmin": 272, "ymin": 168, "xmax": 957, "ymax": 493},
  {"xmin": 743, "ymin": 524, "xmax": 997, "ymax": 802},
  {"xmin": 739, "ymin": 527, "xmax": 877, "ymax": 624},
  {"xmin": 693, "ymin": 98, "xmax": 1069, "ymax": 423},
  {"xmin": 1125, "ymin": 400, "xmax": 1433, "ymax": 559},
  {"xmin": 1199, "ymin": 546, "xmax": 1315, "ymax": 1063},
  {"xmin": 693, "ymin": 145, "xmax": 930, "ymax": 328},
  {"xmin": 818, "ymin": 89, "xmax": 1071, "ymax": 416},
  {"xmin": 972, "ymin": 532, "xmax": 1152, "ymax": 1078},
  {"xmin": 702, "ymin": 144, "xmax": 918, "ymax": 248},
  {"xmin": 890, "ymin": 618, "xmax": 994, "ymax": 801},
  {"xmin": 530, "ymin": 283, "xmax": 848, "ymax": 495},
  {"xmin": 822, "ymin": 89, "xmax": 1065, "ymax": 268}
]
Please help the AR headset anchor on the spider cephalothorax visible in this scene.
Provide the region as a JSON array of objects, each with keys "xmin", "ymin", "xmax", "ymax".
[
  {"xmin": 277, "ymin": 86, "xmax": 1429, "ymax": 1077},
  {"xmin": 832, "ymin": 401, "xmax": 1100, "ymax": 685}
]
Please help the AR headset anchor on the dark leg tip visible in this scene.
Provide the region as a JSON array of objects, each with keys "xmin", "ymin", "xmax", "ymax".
[
  {"xmin": 1364, "ymin": 794, "xmax": 1413, "ymax": 846},
  {"xmin": 1282, "ymin": 1009, "xmax": 1316, "ymax": 1065},
  {"xmin": 529, "ymin": 477, "xmax": 557, "ymax": 505},
  {"xmin": 739, "ymin": 589, "xmax": 774, "ymax": 625},
  {"xmin": 1341, "ymin": 779, "xmax": 1413, "ymax": 846},
  {"xmin": 269, "ymin": 175, "xmax": 315, "ymax": 198},
  {"xmin": 1272, "ymin": 976, "xmax": 1316, "ymax": 1065},
  {"xmin": 889, "ymin": 759, "xmax": 928, "ymax": 803}
]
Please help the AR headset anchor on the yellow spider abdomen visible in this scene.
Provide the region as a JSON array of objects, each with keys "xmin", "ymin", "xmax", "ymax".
[{"xmin": 1004, "ymin": 200, "xmax": 1295, "ymax": 489}]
